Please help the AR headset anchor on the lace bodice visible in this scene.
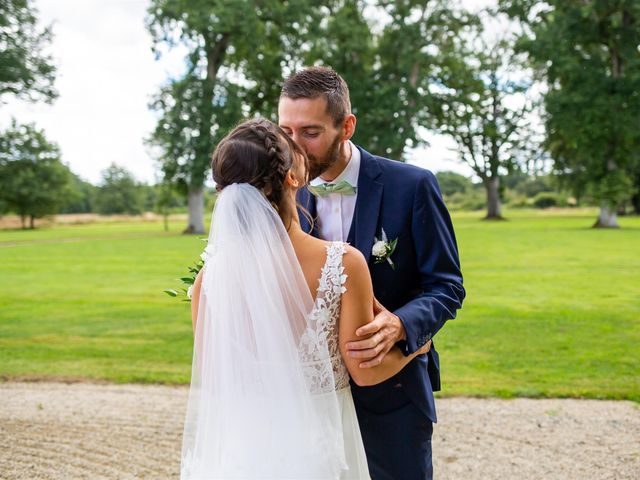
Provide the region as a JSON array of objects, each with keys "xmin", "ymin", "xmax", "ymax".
[{"xmin": 298, "ymin": 241, "xmax": 350, "ymax": 391}]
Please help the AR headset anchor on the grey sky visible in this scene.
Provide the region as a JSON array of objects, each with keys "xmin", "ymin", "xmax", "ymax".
[{"xmin": 3, "ymin": 0, "xmax": 485, "ymax": 184}]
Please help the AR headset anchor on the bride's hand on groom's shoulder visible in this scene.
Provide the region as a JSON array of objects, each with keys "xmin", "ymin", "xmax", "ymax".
[{"xmin": 346, "ymin": 297, "xmax": 408, "ymax": 369}]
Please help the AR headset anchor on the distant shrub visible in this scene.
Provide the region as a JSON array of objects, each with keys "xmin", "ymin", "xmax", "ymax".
[
  {"xmin": 446, "ymin": 190, "xmax": 486, "ymax": 211},
  {"xmin": 436, "ymin": 171, "xmax": 473, "ymax": 197},
  {"xmin": 503, "ymin": 189, "xmax": 529, "ymax": 208},
  {"xmin": 532, "ymin": 192, "xmax": 567, "ymax": 208}
]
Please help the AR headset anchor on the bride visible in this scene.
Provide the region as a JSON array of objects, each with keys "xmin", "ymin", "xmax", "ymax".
[{"xmin": 181, "ymin": 119, "xmax": 429, "ymax": 479}]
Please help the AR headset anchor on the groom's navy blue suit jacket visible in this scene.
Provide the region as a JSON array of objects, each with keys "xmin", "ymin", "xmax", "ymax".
[{"xmin": 297, "ymin": 146, "xmax": 465, "ymax": 423}]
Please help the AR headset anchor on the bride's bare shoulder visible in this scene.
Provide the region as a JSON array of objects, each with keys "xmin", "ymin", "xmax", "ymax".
[
  {"xmin": 342, "ymin": 244, "xmax": 368, "ymax": 278},
  {"xmin": 295, "ymin": 238, "xmax": 366, "ymax": 275}
]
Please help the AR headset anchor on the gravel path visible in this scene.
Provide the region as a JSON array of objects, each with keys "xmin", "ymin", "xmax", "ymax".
[{"xmin": 1, "ymin": 382, "xmax": 638, "ymax": 479}]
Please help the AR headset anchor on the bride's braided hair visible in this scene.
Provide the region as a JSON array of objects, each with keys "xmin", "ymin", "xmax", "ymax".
[{"xmin": 211, "ymin": 118, "xmax": 308, "ymax": 213}]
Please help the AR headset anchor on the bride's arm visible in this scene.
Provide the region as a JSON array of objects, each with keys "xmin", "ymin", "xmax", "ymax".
[
  {"xmin": 191, "ymin": 268, "xmax": 204, "ymax": 334},
  {"xmin": 339, "ymin": 247, "xmax": 428, "ymax": 386}
]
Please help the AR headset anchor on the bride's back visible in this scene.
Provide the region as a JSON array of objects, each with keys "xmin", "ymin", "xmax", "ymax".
[{"xmin": 291, "ymin": 234, "xmax": 337, "ymax": 301}]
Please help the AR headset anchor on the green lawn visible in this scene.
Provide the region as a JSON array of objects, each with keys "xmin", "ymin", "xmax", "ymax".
[{"xmin": 1, "ymin": 210, "xmax": 638, "ymax": 401}]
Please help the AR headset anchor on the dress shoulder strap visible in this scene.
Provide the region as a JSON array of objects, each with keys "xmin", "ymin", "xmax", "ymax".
[{"xmin": 316, "ymin": 241, "xmax": 348, "ymax": 308}]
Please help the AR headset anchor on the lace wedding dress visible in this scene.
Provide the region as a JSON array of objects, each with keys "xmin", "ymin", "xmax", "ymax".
[{"xmin": 299, "ymin": 241, "xmax": 371, "ymax": 479}]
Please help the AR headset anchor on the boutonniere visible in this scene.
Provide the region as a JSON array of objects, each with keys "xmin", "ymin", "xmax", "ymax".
[{"xmin": 372, "ymin": 228, "xmax": 398, "ymax": 269}]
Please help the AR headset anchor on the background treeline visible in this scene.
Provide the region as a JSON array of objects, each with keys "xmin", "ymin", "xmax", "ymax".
[
  {"xmin": 0, "ymin": 137, "xmax": 615, "ymax": 231},
  {"xmin": 0, "ymin": 136, "xmax": 196, "ymax": 229},
  {"xmin": 142, "ymin": 0, "xmax": 640, "ymax": 231},
  {"xmin": 2, "ymin": 0, "xmax": 639, "ymax": 230}
]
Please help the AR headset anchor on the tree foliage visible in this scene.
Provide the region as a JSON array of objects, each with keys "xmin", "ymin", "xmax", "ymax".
[
  {"xmin": 146, "ymin": 0, "xmax": 326, "ymax": 232},
  {"xmin": 365, "ymin": 0, "xmax": 476, "ymax": 159},
  {"xmin": 59, "ymin": 173, "xmax": 96, "ymax": 214},
  {"xmin": 0, "ymin": 0, "xmax": 57, "ymax": 104},
  {"xmin": 0, "ymin": 121, "xmax": 71, "ymax": 228},
  {"xmin": 94, "ymin": 164, "xmax": 143, "ymax": 215},
  {"xmin": 429, "ymin": 22, "xmax": 534, "ymax": 219},
  {"xmin": 435, "ymin": 171, "xmax": 473, "ymax": 197},
  {"xmin": 146, "ymin": 0, "xmax": 475, "ymax": 231},
  {"xmin": 501, "ymin": 0, "xmax": 640, "ymax": 227}
]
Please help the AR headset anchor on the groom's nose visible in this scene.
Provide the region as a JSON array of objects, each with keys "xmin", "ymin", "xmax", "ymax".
[{"xmin": 290, "ymin": 131, "xmax": 303, "ymax": 147}]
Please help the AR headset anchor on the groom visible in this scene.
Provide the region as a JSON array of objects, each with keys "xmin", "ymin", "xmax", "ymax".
[{"xmin": 279, "ymin": 67, "xmax": 465, "ymax": 480}]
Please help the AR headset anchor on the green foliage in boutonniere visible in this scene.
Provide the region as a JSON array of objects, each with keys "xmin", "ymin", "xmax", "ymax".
[
  {"xmin": 371, "ymin": 228, "xmax": 398, "ymax": 269},
  {"xmin": 164, "ymin": 239, "xmax": 207, "ymax": 302}
]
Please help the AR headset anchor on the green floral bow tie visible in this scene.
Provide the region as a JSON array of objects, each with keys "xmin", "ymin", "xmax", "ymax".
[{"xmin": 308, "ymin": 180, "xmax": 356, "ymax": 197}]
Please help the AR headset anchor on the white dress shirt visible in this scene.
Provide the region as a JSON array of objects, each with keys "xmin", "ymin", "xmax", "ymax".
[{"xmin": 309, "ymin": 141, "xmax": 361, "ymax": 242}]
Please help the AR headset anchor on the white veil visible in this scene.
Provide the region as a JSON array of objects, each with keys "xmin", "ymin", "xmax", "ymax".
[{"xmin": 181, "ymin": 183, "xmax": 347, "ymax": 479}]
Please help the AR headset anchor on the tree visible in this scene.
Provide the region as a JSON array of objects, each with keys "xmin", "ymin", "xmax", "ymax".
[
  {"xmin": 364, "ymin": 0, "xmax": 476, "ymax": 159},
  {"xmin": 632, "ymin": 169, "xmax": 640, "ymax": 214},
  {"xmin": 302, "ymin": 1, "xmax": 376, "ymax": 145},
  {"xmin": 0, "ymin": 121, "xmax": 72, "ymax": 228},
  {"xmin": 94, "ymin": 164, "xmax": 143, "ymax": 215},
  {"xmin": 0, "ymin": 197, "xmax": 7, "ymax": 216},
  {"xmin": 430, "ymin": 30, "xmax": 534, "ymax": 219},
  {"xmin": 501, "ymin": 0, "xmax": 640, "ymax": 228},
  {"xmin": 154, "ymin": 181, "xmax": 180, "ymax": 231},
  {"xmin": 435, "ymin": 171, "xmax": 473, "ymax": 197},
  {"xmin": 0, "ymin": 0, "xmax": 57, "ymax": 104},
  {"xmin": 146, "ymin": 1, "xmax": 477, "ymax": 232},
  {"xmin": 59, "ymin": 173, "xmax": 96, "ymax": 214},
  {"xmin": 146, "ymin": 0, "xmax": 330, "ymax": 234},
  {"xmin": 139, "ymin": 183, "xmax": 157, "ymax": 212}
]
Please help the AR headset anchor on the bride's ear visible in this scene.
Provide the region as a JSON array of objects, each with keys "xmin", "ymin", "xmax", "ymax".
[{"xmin": 284, "ymin": 169, "xmax": 300, "ymax": 189}]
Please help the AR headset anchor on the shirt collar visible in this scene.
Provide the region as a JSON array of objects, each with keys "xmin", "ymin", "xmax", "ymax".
[{"xmin": 310, "ymin": 141, "xmax": 361, "ymax": 186}]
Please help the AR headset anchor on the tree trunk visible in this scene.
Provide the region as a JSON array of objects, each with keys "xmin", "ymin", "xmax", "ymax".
[
  {"xmin": 183, "ymin": 187, "xmax": 205, "ymax": 234},
  {"xmin": 632, "ymin": 169, "xmax": 640, "ymax": 214},
  {"xmin": 483, "ymin": 176, "xmax": 503, "ymax": 219},
  {"xmin": 29, "ymin": 215, "xmax": 35, "ymax": 229},
  {"xmin": 593, "ymin": 204, "xmax": 619, "ymax": 228},
  {"xmin": 633, "ymin": 192, "xmax": 640, "ymax": 215}
]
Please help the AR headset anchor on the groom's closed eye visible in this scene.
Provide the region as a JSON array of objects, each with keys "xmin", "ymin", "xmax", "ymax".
[{"xmin": 302, "ymin": 126, "xmax": 325, "ymax": 137}]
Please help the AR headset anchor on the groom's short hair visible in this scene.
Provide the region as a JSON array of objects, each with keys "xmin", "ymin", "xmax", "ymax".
[{"xmin": 280, "ymin": 66, "xmax": 351, "ymax": 127}]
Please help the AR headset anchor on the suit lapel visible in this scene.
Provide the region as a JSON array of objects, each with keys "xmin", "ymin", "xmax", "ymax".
[
  {"xmin": 297, "ymin": 186, "xmax": 318, "ymax": 236},
  {"xmin": 347, "ymin": 147, "xmax": 383, "ymax": 263}
]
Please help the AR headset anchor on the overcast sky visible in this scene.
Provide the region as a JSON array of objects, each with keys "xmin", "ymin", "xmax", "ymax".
[{"xmin": 2, "ymin": 0, "xmax": 482, "ymax": 185}]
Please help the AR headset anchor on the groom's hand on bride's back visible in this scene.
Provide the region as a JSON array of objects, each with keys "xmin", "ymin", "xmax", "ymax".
[{"xmin": 346, "ymin": 297, "xmax": 429, "ymax": 368}]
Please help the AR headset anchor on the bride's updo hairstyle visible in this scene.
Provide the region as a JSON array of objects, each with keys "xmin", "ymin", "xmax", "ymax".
[{"xmin": 211, "ymin": 119, "xmax": 308, "ymax": 218}]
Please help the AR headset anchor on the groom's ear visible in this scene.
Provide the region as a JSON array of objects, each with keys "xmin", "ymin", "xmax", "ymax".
[{"xmin": 341, "ymin": 114, "xmax": 356, "ymax": 142}]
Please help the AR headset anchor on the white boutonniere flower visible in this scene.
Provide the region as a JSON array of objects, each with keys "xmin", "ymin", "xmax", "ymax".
[{"xmin": 372, "ymin": 228, "xmax": 398, "ymax": 269}]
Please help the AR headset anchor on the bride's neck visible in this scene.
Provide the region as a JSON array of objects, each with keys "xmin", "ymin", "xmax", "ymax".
[
  {"xmin": 283, "ymin": 211, "xmax": 303, "ymax": 238},
  {"xmin": 281, "ymin": 202, "xmax": 309, "ymax": 246},
  {"xmin": 280, "ymin": 189, "xmax": 303, "ymax": 238}
]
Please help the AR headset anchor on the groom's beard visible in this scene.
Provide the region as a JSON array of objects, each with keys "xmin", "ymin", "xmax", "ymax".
[{"xmin": 308, "ymin": 134, "xmax": 342, "ymax": 180}]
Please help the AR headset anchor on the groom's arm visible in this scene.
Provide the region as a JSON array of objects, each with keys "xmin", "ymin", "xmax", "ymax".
[
  {"xmin": 394, "ymin": 170, "xmax": 465, "ymax": 355},
  {"xmin": 347, "ymin": 170, "xmax": 465, "ymax": 365}
]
